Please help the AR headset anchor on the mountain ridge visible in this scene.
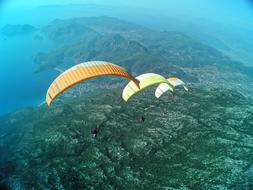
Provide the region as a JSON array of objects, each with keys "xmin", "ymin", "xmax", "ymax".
[{"xmin": 33, "ymin": 16, "xmax": 253, "ymax": 97}]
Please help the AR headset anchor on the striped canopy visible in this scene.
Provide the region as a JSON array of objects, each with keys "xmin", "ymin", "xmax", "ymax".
[
  {"xmin": 122, "ymin": 73, "xmax": 174, "ymax": 102},
  {"xmin": 46, "ymin": 61, "xmax": 139, "ymax": 106}
]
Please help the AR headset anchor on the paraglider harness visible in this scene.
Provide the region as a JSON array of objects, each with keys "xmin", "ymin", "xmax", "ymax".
[
  {"xmin": 91, "ymin": 128, "xmax": 100, "ymax": 138},
  {"xmin": 141, "ymin": 116, "xmax": 145, "ymax": 122}
]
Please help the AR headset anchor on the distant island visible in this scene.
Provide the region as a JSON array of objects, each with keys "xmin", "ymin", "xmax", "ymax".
[{"xmin": 1, "ymin": 24, "xmax": 37, "ymax": 36}]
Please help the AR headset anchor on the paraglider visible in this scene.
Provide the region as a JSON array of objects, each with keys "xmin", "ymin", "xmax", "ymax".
[
  {"xmin": 46, "ymin": 61, "xmax": 140, "ymax": 106},
  {"xmin": 155, "ymin": 77, "xmax": 188, "ymax": 98},
  {"xmin": 122, "ymin": 73, "xmax": 174, "ymax": 102},
  {"xmin": 45, "ymin": 61, "xmax": 188, "ymax": 137},
  {"xmin": 45, "ymin": 60, "xmax": 188, "ymax": 106},
  {"xmin": 141, "ymin": 116, "xmax": 145, "ymax": 122},
  {"xmin": 91, "ymin": 128, "xmax": 100, "ymax": 138}
]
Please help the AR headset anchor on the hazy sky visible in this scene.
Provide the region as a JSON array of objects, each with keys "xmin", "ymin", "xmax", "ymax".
[{"xmin": 2, "ymin": 0, "xmax": 253, "ymax": 23}]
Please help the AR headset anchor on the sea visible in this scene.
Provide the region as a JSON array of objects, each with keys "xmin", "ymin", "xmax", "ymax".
[
  {"xmin": 0, "ymin": 33, "xmax": 56, "ymax": 115},
  {"xmin": 0, "ymin": 3, "xmax": 115, "ymax": 115}
]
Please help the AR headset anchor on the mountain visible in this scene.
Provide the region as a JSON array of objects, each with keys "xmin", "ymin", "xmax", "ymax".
[
  {"xmin": 1, "ymin": 87, "xmax": 253, "ymax": 189},
  {"xmin": 34, "ymin": 16, "xmax": 253, "ymax": 96},
  {"xmin": 152, "ymin": 17, "xmax": 253, "ymax": 67},
  {"xmin": 1, "ymin": 16, "xmax": 253, "ymax": 189}
]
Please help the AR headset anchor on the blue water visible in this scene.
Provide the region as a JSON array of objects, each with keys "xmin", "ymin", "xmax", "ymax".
[
  {"xmin": 0, "ymin": 34, "xmax": 56, "ymax": 115},
  {"xmin": 0, "ymin": 4, "xmax": 115, "ymax": 116}
]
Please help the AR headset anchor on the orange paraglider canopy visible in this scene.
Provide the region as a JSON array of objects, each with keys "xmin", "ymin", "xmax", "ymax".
[{"xmin": 46, "ymin": 61, "xmax": 139, "ymax": 106}]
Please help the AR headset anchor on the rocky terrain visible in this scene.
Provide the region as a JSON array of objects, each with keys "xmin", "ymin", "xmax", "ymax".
[
  {"xmin": 1, "ymin": 87, "xmax": 253, "ymax": 189},
  {"xmin": 0, "ymin": 17, "xmax": 253, "ymax": 189}
]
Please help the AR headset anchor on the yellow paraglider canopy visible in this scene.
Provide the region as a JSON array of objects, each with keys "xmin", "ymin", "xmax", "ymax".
[
  {"xmin": 122, "ymin": 73, "xmax": 174, "ymax": 102},
  {"xmin": 155, "ymin": 77, "xmax": 188, "ymax": 98},
  {"xmin": 46, "ymin": 61, "xmax": 139, "ymax": 106}
]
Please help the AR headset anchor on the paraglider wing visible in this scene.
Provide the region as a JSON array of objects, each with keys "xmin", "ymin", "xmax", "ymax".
[
  {"xmin": 155, "ymin": 77, "xmax": 188, "ymax": 98},
  {"xmin": 46, "ymin": 61, "xmax": 139, "ymax": 106},
  {"xmin": 122, "ymin": 73, "xmax": 174, "ymax": 102}
]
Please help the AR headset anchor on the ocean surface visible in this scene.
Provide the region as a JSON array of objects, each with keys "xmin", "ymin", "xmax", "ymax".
[
  {"xmin": 0, "ymin": 4, "xmax": 116, "ymax": 115},
  {"xmin": 0, "ymin": 34, "xmax": 55, "ymax": 115}
]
